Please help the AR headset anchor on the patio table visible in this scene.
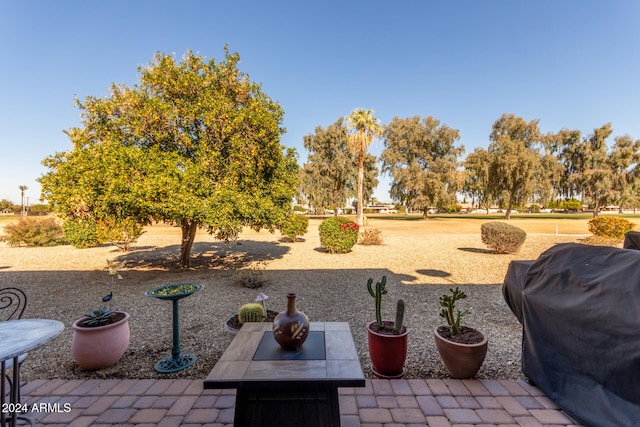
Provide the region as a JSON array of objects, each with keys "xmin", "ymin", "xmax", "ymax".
[
  {"xmin": 204, "ymin": 321, "xmax": 365, "ymax": 427},
  {"xmin": 0, "ymin": 319, "xmax": 64, "ymax": 427}
]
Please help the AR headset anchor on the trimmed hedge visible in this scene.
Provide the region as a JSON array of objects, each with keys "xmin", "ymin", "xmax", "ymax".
[
  {"xmin": 318, "ymin": 216, "xmax": 359, "ymax": 253},
  {"xmin": 480, "ymin": 221, "xmax": 527, "ymax": 254}
]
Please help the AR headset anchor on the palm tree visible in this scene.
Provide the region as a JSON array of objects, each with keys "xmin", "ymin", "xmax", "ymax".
[
  {"xmin": 347, "ymin": 109, "xmax": 382, "ymax": 226},
  {"xmin": 19, "ymin": 185, "xmax": 28, "ymax": 216}
]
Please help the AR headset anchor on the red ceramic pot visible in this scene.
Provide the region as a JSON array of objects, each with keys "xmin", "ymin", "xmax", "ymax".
[{"xmin": 367, "ymin": 320, "xmax": 410, "ymax": 379}]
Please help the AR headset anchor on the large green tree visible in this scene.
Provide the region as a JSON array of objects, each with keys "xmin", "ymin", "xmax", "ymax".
[
  {"xmin": 567, "ymin": 124, "xmax": 613, "ymax": 217},
  {"xmin": 40, "ymin": 49, "xmax": 298, "ymax": 267},
  {"xmin": 541, "ymin": 128, "xmax": 582, "ymax": 203},
  {"xmin": 347, "ymin": 109, "xmax": 382, "ymax": 226},
  {"xmin": 300, "ymin": 118, "xmax": 377, "ymax": 214},
  {"xmin": 609, "ymin": 135, "xmax": 640, "ymax": 212},
  {"xmin": 463, "ymin": 148, "xmax": 492, "ymax": 213},
  {"xmin": 381, "ymin": 116, "xmax": 464, "ymax": 217},
  {"xmin": 487, "ymin": 114, "xmax": 542, "ymax": 219}
]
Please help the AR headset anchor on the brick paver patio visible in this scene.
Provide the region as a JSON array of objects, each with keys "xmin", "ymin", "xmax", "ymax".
[{"xmin": 11, "ymin": 378, "xmax": 584, "ymax": 426}]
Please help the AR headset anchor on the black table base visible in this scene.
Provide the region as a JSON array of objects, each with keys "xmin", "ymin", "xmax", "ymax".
[{"xmin": 233, "ymin": 382, "xmax": 340, "ymax": 427}]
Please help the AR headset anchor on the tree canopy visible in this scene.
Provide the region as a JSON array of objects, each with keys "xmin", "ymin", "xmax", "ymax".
[
  {"xmin": 300, "ymin": 118, "xmax": 377, "ymax": 214},
  {"xmin": 40, "ymin": 48, "xmax": 298, "ymax": 267},
  {"xmin": 487, "ymin": 114, "xmax": 542, "ymax": 219},
  {"xmin": 381, "ymin": 116, "xmax": 464, "ymax": 217}
]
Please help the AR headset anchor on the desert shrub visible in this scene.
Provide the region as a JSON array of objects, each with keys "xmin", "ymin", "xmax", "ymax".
[
  {"xmin": 63, "ymin": 218, "xmax": 100, "ymax": 248},
  {"xmin": 587, "ymin": 216, "xmax": 634, "ymax": 239},
  {"xmin": 97, "ymin": 217, "xmax": 145, "ymax": 252},
  {"xmin": 359, "ymin": 228, "xmax": 384, "ymax": 245},
  {"xmin": 278, "ymin": 213, "xmax": 309, "ymax": 242},
  {"xmin": 480, "ymin": 221, "xmax": 527, "ymax": 254},
  {"xmin": 237, "ymin": 261, "xmax": 267, "ymax": 289},
  {"xmin": 318, "ymin": 216, "xmax": 359, "ymax": 253},
  {"xmin": 1, "ymin": 217, "xmax": 66, "ymax": 247}
]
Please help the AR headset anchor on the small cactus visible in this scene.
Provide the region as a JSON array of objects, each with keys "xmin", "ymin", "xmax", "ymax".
[
  {"xmin": 367, "ymin": 276, "xmax": 388, "ymax": 328},
  {"xmin": 394, "ymin": 299, "xmax": 405, "ymax": 335},
  {"xmin": 367, "ymin": 276, "xmax": 406, "ymax": 335},
  {"xmin": 238, "ymin": 303, "xmax": 266, "ymax": 324}
]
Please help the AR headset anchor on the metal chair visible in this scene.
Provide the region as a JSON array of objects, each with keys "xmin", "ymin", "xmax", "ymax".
[{"xmin": 0, "ymin": 287, "xmax": 28, "ymax": 406}]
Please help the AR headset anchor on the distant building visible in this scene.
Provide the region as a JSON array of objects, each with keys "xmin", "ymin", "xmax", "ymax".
[{"xmin": 365, "ymin": 204, "xmax": 398, "ymax": 214}]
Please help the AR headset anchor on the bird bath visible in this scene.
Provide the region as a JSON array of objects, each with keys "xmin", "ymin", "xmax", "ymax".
[{"xmin": 145, "ymin": 283, "xmax": 202, "ymax": 373}]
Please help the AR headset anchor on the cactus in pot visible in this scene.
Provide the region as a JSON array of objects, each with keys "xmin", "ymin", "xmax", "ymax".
[
  {"xmin": 239, "ymin": 303, "xmax": 266, "ymax": 324},
  {"xmin": 366, "ymin": 275, "xmax": 409, "ymax": 378}
]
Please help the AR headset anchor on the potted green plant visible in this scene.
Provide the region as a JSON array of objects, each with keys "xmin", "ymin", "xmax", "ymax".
[
  {"xmin": 434, "ymin": 287, "xmax": 488, "ymax": 379},
  {"xmin": 71, "ymin": 260, "xmax": 130, "ymax": 370},
  {"xmin": 366, "ymin": 276, "xmax": 409, "ymax": 378},
  {"xmin": 72, "ymin": 302, "xmax": 130, "ymax": 370}
]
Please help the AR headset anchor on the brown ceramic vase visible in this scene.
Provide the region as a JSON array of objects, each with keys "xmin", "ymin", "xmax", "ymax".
[{"xmin": 272, "ymin": 293, "xmax": 309, "ymax": 350}]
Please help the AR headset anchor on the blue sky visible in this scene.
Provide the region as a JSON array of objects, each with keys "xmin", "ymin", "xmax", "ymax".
[{"xmin": 1, "ymin": 1, "xmax": 639, "ymax": 204}]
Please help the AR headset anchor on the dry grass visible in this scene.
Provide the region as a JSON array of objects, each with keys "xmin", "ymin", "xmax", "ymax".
[{"xmin": 0, "ymin": 215, "xmax": 620, "ymax": 381}]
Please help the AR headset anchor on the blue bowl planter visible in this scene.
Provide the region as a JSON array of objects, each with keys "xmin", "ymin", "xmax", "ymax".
[{"xmin": 145, "ymin": 283, "xmax": 202, "ymax": 373}]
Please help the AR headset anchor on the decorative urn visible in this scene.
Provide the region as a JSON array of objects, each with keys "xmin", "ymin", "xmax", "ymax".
[{"xmin": 272, "ymin": 293, "xmax": 309, "ymax": 350}]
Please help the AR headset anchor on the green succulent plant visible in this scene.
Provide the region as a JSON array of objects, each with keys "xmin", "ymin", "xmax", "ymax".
[
  {"xmin": 83, "ymin": 306, "xmax": 115, "ymax": 327},
  {"xmin": 367, "ymin": 275, "xmax": 406, "ymax": 335},
  {"xmin": 439, "ymin": 287, "xmax": 469, "ymax": 336}
]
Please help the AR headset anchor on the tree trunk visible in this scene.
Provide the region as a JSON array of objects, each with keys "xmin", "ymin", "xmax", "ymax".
[
  {"xmin": 179, "ymin": 220, "xmax": 198, "ymax": 268},
  {"xmin": 504, "ymin": 207, "xmax": 512, "ymax": 220},
  {"xmin": 357, "ymin": 152, "xmax": 364, "ymax": 226}
]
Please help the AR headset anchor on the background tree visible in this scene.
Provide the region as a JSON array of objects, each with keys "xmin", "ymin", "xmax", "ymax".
[
  {"xmin": 19, "ymin": 185, "xmax": 28, "ymax": 216},
  {"xmin": 487, "ymin": 114, "xmax": 542, "ymax": 219},
  {"xmin": 381, "ymin": 116, "xmax": 464, "ymax": 218},
  {"xmin": 300, "ymin": 118, "xmax": 378, "ymax": 214},
  {"xmin": 463, "ymin": 148, "xmax": 493, "ymax": 213},
  {"xmin": 545, "ymin": 128, "xmax": 582, "ymax": 200},
  {"xmin": 40, "ymin": 49, "xmax": 298, "ymax": 267},
  {"xmin": 607, "ymin": 134, "xmax": 640, "ymax": 212},
  {"xmin": 347, "ymin": 109, "xmax": 382, "ymax": 226},
  {"xmin": 300, "ymin": 119, "xmax": 353, "ymax": 215},
  {"xmin": 568, "ymin": 124, "xmax": 613, "ymax": 217},
  {"xmin": 0, "ymin": 199, "xmax": 16, "ymax": 213}
]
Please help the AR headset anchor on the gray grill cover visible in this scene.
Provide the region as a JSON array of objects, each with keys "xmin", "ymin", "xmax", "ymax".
[{"xmin": 503, "ymin": 243, "xmax": 640, "ymax": 427}]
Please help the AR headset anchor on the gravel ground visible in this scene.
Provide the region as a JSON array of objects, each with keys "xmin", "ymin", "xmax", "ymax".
[{"xmin": 0, "ymin": 219, "xmax": 583, "ymax": 382}]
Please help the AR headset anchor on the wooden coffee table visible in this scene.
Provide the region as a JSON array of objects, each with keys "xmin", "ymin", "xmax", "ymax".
[{"xmin": 204, "ymin": 322, "xmax": 365, "ymax": 427}]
